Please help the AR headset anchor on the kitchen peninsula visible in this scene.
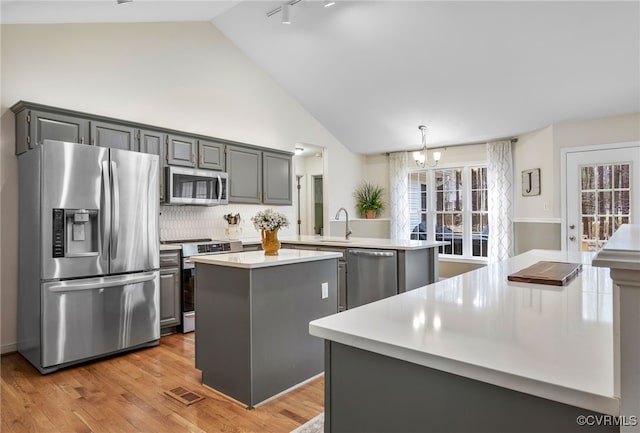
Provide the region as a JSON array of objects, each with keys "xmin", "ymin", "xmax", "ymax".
[
  {"xmin": 244, "ymin": 235, "xmax": 443, "ymax": 311},
  {"xmin": 310, "ymin": 249, "xmax": 620, "ymax": 433},
  {"xmin": 190, "ymin": 248, "xmax": 341, "ymax": 408}
]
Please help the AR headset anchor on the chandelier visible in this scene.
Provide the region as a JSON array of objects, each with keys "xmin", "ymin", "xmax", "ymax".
[{"xmin": 413, "ymin": 125, "xmax": 441, "ymax": 168}]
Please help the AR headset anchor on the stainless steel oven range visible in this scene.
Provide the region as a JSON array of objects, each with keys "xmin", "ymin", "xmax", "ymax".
[{"xmin": 180, "ymin": 239, "xmax": 242, "ymax": 333}]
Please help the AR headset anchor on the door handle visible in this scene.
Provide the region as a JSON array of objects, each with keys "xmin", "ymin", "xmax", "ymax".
[
  {"xmin": 569, "ymin": 235, "xmax": 576, "ymax": 241},
  {"xmin": 101, "ymin": 161, "xmax": 111, "ymax": 261},
  {"xmin": 217, "ymin": 175, "xmax": 222, "ymax": 204},
  {"xmin": 569, "ymin": 224, "xmax": 575, "ymax": 229},
  {"xmin": 111, "ymin": 161, "xmax": 120, "ymax": 260}
]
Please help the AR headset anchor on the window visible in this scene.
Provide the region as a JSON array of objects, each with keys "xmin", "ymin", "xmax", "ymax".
[{"xmin": 409, "ymin": 165, "xmax": 488, "ymax": 259}]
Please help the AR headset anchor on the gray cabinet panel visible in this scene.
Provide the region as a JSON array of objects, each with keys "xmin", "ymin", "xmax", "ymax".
[
  {"xmin": 159, "ymin": 251, "xmax": 181, "ymax": 330},
  {"xmin": 140, "ymin": 129, "xmax": 166, "ymax": 202},
  {"xmin": 167, "ymin": 134, "xmax": 196, "ymax": 167},
  {"xmin": 31, "ymin": 110, "xmax": 89, "ymax": 148},
  {"xmin": 227, "ymin": 145, "xmax": 262, "ymax": 204},
  {"xmin": 198, "ymin": 140, "xmax": 225, "ymax": 171},
  {"xmin": 263, "ymin": 151, "xmax": 292, "ymax": 205},
  {"xmin": 91, "ymin": 121, "xmax": 137, "ymax": 151}
]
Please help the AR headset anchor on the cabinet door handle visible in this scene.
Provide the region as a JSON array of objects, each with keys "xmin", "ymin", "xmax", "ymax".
[{"xmin": 569, "ymin": 235, "xmax": 576, "ymax": 241}]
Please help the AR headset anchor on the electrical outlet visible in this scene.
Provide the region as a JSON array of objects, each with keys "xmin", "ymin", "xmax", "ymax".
[{"xmin": 321, "ymin": 282, "xmax": 329, "ymax": 299}]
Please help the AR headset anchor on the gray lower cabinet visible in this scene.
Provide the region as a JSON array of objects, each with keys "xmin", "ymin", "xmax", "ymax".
[
  {"xmin": 198, "ymin": 139, "xmax": 225, "ymax": 171},
  {"xmin": 90, "ymin": 121, "xmax": 137, "ymax": 151},
  {"xmin": 167, "ymin": 134, "xmax": 197, "ymax": 167},
  {"xmin": 226, "ymin": 145, "xmax": 262, "ymax": 203},
  {"xmin": 159, "ymin": 250, "xmax": 181, "ymax": 331},
  {"xmin": 15, "ymin": 109, "xmax": 90, "ymax": 154},
  {"xmin": 139, "ymin": 129, "xmax": 166, "ymax": 202},
  {"xmin": 263, "ymin": 151, "xmax": 292, "ymax": 205}
]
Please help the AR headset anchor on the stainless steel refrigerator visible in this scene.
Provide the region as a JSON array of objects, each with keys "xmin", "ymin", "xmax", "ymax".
[{"xmin": 18, "ymin": 139, "xmax": 160, "ymax": 374}]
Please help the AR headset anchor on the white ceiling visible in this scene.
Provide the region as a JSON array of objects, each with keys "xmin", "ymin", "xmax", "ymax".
[{"xmin": 2, "ymin": 1, "xmax": 639, "ymax": 155}]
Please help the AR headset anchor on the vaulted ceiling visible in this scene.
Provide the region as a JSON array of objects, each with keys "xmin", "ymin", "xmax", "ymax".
[{"xmin": 3, "ymin": 1, "xmax": 639, "ymax": 154}]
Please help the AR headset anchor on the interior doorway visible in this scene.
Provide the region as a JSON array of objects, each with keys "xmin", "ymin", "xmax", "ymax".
[
  {"xmin": 563, "ymin": 141, "xmax": 639, "ymax": 251},
  {"xmin": 293, "ymin": 143, "xmax": 325, "ymax": 236}
]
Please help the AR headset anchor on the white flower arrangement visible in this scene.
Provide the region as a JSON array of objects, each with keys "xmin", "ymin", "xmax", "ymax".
[{"xmin": 251, "ymin": 209, "xmax": 290, "ymax": 232}]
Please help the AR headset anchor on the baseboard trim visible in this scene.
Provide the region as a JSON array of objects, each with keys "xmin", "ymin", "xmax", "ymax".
[{"xmin": 1, "ymin": 342, "xmax": 18, "ymax": 355}]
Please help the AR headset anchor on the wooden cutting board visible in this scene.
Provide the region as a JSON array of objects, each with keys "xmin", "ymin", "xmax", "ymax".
[{"xmin": 507, "ymin": 261, "xmax": 583, "ymax": 286}]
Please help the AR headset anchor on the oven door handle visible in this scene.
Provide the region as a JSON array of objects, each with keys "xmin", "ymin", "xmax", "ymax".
[{"xmin": 183, "ymin": 261, "xmax": 195, "ymax": 270}]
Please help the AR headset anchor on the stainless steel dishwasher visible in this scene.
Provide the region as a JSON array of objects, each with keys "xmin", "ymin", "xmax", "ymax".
[{"xmin": 346, "ymin": 249, "xmax": 398, "ymax": 309}]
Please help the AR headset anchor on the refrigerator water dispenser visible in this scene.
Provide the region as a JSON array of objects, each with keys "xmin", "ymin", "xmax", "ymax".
[{"xmin": 52, "ymin": 208, "xmax": 99, "ymax": 257}]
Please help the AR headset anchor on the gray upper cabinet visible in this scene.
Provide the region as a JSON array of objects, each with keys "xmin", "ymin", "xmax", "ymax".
[
  {"xmin": 15, "ymin": 109, "xmax": 90, "ymax": 154},
  {"xmin": 198, "ymin": 139, "xmax": 225, "ymax": 171},
  {"xmin": 263, "ymin": 151, "xmax": 292, "ymax": 205},
  {"xmin": 91, "ymin": 121, "xmax": 137, "ymax": 151},
  {"xmin": 167, "ymin": 134, "xmax": 197, "ymax": 167},
  {"xmin": 227, "ymin": 145, "xmax": 262, "ymax": 204},
  {"xmin": 139, "ymin": 129, "xmax": 166, "ymax": 202},
  {"xmin": 227, "ymin": 145, "xmax": 293, "ymax": 205}
]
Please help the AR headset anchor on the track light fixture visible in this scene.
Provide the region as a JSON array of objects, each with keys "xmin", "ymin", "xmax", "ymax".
[
  {"xmin": 413, "ymin": 125, "xmax": 441, "ymax": 168},
  {"xmin": 266, "ymin": 0, "xmax": 335, "ymax": 23},
  {"xmin": 281, "ymin": 3, "xmax": 291, "ymax": 24}
]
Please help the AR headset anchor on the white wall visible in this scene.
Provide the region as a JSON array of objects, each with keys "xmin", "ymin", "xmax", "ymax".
[
  {"xmin": 513, "ymin": 113, "xmax": 640, "ymax": 221},
  {"xmin": 0, "ymin": 22, "xmax": 364, "ymax": 353}
]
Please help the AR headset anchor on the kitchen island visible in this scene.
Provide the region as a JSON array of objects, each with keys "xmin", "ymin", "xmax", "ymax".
[
  {"xmin": 190, "ymin": 248, "xmax": 341, "ymax": 409},
  {"xmin": 310, "ymin": 249, "xmax": 620, "ymax": 432}
]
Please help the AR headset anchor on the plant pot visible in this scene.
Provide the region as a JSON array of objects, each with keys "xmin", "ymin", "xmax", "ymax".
[
  {"xmin": 225, "ymin": 224, "xmax": 242, "ymax": 240},
  {"xmin": 365, "ymin": 210, "xmax": 377, "ymax": 219},
  {"xmin": 261, "ymin": 228, "xmax": 280, "ymax": 256}
]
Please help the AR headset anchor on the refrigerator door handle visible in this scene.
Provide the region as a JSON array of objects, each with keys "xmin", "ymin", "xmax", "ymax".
[
  {"xmin": 217, "ymin": 174, "xmax": 222, "ymax": 204},
  {"xmin": 111, "ymin": 161, "xmax": 120, "ymax": 260},
  {"xmin": 46, "ymin": 272, "xmax": 157, "ymax": 292},
  {"xmin": 101, "ymin": 161, "xmax": 112, "ymax": 261}
]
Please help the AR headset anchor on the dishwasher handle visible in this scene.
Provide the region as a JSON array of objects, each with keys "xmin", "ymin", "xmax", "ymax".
[{"xmin": 348, "ymin": 249, "xmax": 395, "ymax": 258}]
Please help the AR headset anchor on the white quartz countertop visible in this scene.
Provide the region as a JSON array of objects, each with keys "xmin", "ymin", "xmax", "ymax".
[
  {"xmin": 241, "ymin": 235, "xmax": 443, "ymax": 250},
  {"xmin": 188, "ymin": 248, "xmax": 341, "ymax": 269},
  {"xmin": 593, "ymin": 224, "xmax": 640, "ymax": 271},
  {"xmin": 310, "ymin": 249, "xmax": 619, "ymax": 416}
]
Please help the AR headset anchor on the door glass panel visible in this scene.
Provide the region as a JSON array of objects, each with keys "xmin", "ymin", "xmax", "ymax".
[{"xmin": 579, "ymin": 162, "xmax": 631, "ymax": 251}]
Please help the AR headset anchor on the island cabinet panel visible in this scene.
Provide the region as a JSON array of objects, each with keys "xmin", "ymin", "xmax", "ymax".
[
  {"xmin": 167, "ymin": 134, "xmax": 197, "ymax": 167},
  {"xmin": 194, "ymin": 258, "xmax": 338, "ymax": 408},
  {"xmin": 90, "ymin": 121, "xmax": 137, "ymax": 151},
  {"xmin": 226, "ymin": 145, "xmax": 262, "ymax": 204},
  {"xmin": 198, "ymin": 139, "xmax": 225, "ymax": 171},
  {"xmin": 139, "ymin": 129, "xmax": 166, "ymax": 202},
  {"xmin": 263, "ymin": 151, "xmax": 292, "ymax": 205},
  {"xmin": 325, "ymin": 342, "xmax": 618, "ymax": 433}
]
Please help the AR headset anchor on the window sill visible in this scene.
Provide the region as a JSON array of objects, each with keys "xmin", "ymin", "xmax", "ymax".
[{"xmin": 438, "ymin": 255, "xmax": 488, "ymax": 265}]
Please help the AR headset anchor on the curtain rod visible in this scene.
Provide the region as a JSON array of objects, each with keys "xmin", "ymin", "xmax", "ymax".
[{"xmin": 385, "ymin": 137, "xmax": 519, "ymax": 156}]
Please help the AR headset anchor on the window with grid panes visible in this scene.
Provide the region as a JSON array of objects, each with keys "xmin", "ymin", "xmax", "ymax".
[{"xmin": 408, "ymin": 165, "xmax": 489, "ymax": 258}]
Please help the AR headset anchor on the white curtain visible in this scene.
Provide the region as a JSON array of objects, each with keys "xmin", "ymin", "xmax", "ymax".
[
  {"xmin": 487, "ymin": 140, "xmax": 514, "ymax": 263},
  {"xmin": 389, "ymin": 152, "xmax": 410, "ymax": 240}
]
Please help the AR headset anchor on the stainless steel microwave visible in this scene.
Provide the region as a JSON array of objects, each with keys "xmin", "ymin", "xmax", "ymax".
[{"xmin": 165, "ymin": 166, "xmax": 228, "ymax": 206}]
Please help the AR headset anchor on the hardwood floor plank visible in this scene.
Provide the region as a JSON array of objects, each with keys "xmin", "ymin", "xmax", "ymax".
[{"xmin": 1, "ymin": 334, "xmax": 324, "ymax": 432}]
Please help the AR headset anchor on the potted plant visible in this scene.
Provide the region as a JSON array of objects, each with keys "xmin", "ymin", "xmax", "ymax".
[{"xmin": 353, "ymin": 181, "xmax": 385, "ymax": 219}]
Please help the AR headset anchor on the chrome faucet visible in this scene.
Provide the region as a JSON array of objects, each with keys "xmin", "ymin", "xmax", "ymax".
[{"xmin": 335, "ymin": 207, "xmax": 352, "ymax": 240}]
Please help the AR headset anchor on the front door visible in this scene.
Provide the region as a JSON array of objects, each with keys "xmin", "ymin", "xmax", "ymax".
[{"xmin": 564, "ymin": 142, "xmax": 639, "ymax": 252}]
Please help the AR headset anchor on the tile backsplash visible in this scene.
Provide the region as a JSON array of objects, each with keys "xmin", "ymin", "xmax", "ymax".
[{"xmin": 159, "ymin": 204, "xmax": 296, "ymax": 242}]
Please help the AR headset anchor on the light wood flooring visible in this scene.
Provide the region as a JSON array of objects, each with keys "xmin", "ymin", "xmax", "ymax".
[{"xmin": 1, "ymin": 333, "xmax": 324, "ymax": 432}]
